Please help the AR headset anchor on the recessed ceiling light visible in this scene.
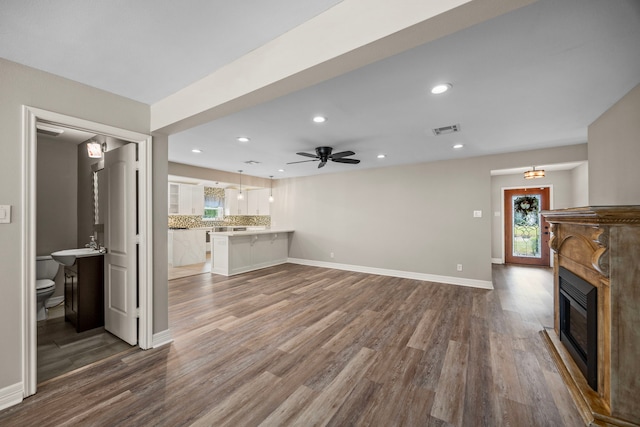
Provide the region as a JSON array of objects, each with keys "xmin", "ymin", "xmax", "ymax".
[
  {"xmin": 453, "ymin": 143, "xmax": 464, "ymax": 149},
  {"xmin": 278, "ymin": 169, "xmax": 285, "ymax": 172},
  {"xmin": 191, "ymin": 149, "xmax": 202, "ymax": 153},
  {"xmin": 312, "ymin": 115, "xmax": 327, "ymax": 123},
  {"xmin": 377, "ymin": 154, "xmax": 386, "ymax": 159},
  {"xmin": 237, "ymin": 136, "xmax": 250, "ymax": 143},
  {"xmin": 431, "ymin": 83, "xmax": 452, "ymax": 94}
]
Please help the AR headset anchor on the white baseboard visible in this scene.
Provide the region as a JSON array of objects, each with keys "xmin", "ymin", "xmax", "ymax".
[
  {"xmin": 152, "ymin": 329, "xmax": 173, "ymax": 348},
  {"xmin": 287, "ymin": 258, "xmax": 494, "ymax": 290},
  {"xmin": 45, "ymin": 296, "xmax": 64, "ymax": 308},
  {"xmin": 0, "ymin": 382, "xmax": 23, "ymax": 411},
  {"xmin": 491, "ymin": 258, "xmax": 504, "ymax": 264}
]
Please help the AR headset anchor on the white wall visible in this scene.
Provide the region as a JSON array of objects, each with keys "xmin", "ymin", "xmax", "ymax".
[
  {"xmin": 272, "ymin": 144, "xmax": 588, "ymax": 283},
  {"xmin": 0, "ymin": 58, "xmax": 158, "ymax": 393},
  {"xmin": 589, "ymin": 84, "xmax": 640, "ymax": 205}
]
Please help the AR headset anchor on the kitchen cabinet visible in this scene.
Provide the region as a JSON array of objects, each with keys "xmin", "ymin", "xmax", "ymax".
[
  {"xmin": 224, "ymin": 188, "xmax": 248, "ymax": 216},
  {"xmin": 168, "ymin": 229, "xmax": 207, "ymax": 267},
  {"xmin": 210, "ymin": 230, "xmax": 292, "ymax": 276},
  {"xmin": 168, "ymin": 183, "xmax": 204, "ymax": 215},
  {"xmin": 247, "ymin": 188, "xmax": 271, "ymax": 215},
  {"xmin": 64, "ymin": 255, "xmax": 104, "ymax": 332}
]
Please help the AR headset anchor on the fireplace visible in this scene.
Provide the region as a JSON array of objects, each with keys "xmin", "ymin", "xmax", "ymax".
[
  {"xmin": 541, "ymin": 206, "xmax": 640, "ymax": 426},
  {"xmin": 558, "ymin": 267, "xmax": 597, "ymax": 390}
]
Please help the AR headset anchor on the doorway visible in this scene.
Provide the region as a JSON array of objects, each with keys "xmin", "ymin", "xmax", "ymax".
[
  {"xmin": 22, "ymin": 106, "xmax": 154, "ymax": 398},
  {"xmin": 504, "ymin": 187, "xmax": 551, "ymax": 266}
]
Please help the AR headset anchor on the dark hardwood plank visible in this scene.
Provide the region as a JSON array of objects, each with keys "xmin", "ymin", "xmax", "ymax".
[{"xmin": 0, "ymin": 264, "xmax": 584, "ymax": 426}]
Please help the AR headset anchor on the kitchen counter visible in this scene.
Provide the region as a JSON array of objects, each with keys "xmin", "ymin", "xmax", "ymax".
[{"xmin": 209, "ymin": 229, "xmax": 294, "ymax": 276}]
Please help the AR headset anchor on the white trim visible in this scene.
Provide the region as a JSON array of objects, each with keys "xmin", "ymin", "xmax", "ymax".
[
  {"xmin": 491, "ymin": 258, "xmax": 504, "ymax": 264},
  {"xmin": 0, "ymin": 382, "xmax": 23, "ymax": 411},
  {"xmin": 152, "ymin": 329, "xmax": 174, "ymax": 348},
  {"xmin": 21, "ymin": 106, "xmax": 154, "ymax": 399},
  {"xmin": 287, "ymin": 258, "xmax": 494, "ymax": 290}
]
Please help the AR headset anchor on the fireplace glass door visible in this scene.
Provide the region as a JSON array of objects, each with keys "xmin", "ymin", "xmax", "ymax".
[{"xmin": 559, "ymin": 267, "xmax": 598, "ymax": 390}]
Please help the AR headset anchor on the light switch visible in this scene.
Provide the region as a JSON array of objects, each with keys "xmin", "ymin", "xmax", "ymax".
[
  {"xmin": 0, "ymin": 205, "xmax": 11, "ymax": 223},
  {"xmin": 473, "ymin": 210, "xmax": 482, "ymax": 218}
]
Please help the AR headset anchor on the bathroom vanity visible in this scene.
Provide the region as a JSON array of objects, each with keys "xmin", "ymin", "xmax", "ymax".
[
  {"xmin": 64, "ymin": 254, "xmax": 104, "ymax": 332},
  {"xmin": 210, "ymin": 229, "xmax": 293, "ymax": 276}
]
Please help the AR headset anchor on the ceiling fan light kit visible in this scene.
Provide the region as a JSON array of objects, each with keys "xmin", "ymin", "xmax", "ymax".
[{"xmin": 287, "ymin": 146, "xmax": 361, "ymax": 169}]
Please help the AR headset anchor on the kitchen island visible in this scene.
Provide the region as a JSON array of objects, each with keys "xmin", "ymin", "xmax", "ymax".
[
  {"xmin": 168, "ymin": 228, "xmax": 207, "ymax": 267},
  {"xmin": 209, "ymin": 229, "xmax": 294, "ymax": 276}
]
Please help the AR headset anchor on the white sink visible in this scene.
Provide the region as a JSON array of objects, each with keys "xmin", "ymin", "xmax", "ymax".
[{"xmin": 51, "ymin": 248, "xmax": 103, "ymax": 266}]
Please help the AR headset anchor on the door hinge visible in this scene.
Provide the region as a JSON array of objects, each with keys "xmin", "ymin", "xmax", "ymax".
[
  {"xmin": 136, "ymin": 307, "xmax": 141, "ymax": 318},
  {"xmin": 136, "ymin": 234, "xmax": 140, "ymax": 244}
]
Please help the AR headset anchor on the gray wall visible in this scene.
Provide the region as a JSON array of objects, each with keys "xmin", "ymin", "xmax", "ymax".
[
  {"xmin": 588, "ymin": 84, "xmax": 640, "ymax": 205},
  {"xmin": 273, "ymin": 144, "xmax": 588, "ymax": 283},
  {"xmin": 0, "ymin": 58, "xmax": 157, "ymax": 391},
  {"xmin": 36, "ymin": 137, "xmax": 78, "ymax": 299},
  {"xmin": 571, "ymin": 162, "xmax": 589, "ymax": 207},
  {"xmin": 152, "ymin": 133, "xmax": 169, "ymax": 333}
]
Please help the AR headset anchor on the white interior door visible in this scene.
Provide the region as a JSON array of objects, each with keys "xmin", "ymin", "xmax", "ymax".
[{"xmin": 104, "ymin": 143, "xmax": 137, "ymax": 345}]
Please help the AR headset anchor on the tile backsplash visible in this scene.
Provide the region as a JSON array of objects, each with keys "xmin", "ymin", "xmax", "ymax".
[{"xmin": 168, "ymin": 215, "xmax": 271, "ymax": 229}]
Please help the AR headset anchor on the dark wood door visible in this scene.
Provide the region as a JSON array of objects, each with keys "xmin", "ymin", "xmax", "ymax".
[{"xmin": 504, "ymin": 187, "xmax": 550, "ymax": 266}]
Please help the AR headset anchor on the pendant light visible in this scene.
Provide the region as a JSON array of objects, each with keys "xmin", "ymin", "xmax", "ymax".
[
  {"xmin": 524, "ymin": 166, "xmax": 545, "ymax": 179},
  {"xmin": 268, "ymin": 176, "xmax": 274, "ymax": 203},
  {"xmin": 237, "ymin": 170, "xmax": 244, "ymax": 200}
]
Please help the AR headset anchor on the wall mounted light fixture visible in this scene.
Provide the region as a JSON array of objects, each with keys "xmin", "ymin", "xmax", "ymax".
[{"xmin": 86, "ymin": 141, "xmax": 102, "ymax": 158}]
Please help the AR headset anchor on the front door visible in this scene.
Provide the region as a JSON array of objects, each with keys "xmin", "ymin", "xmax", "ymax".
[
  {"xmin": 104, "ymin": 143, "xmax": 138, "ymax": 345},
  {"xmin": 504, "ymin": 187, "xmax": 550, "ymax": 266}
]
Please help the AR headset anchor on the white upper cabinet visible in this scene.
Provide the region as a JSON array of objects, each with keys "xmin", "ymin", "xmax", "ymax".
[
  {"xmin": 224, "ymin": 188, "xmax": 248, "ymax": 216},
  {"xmin": 168, "ymin": 183, "xmax": 204, "ymax": 215},
  {"xmin": 247, "ymin": 188, "xmax": 271, "ymax": 215}
]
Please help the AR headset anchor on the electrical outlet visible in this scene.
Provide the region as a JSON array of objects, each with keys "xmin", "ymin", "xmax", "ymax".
[
  {"xmin": 456, "ymin": 264, "xmax": 463, "ymax": 272},
  {"xmin": 330, "ymin": 252, "xmax": 334, "ymax": 258}
]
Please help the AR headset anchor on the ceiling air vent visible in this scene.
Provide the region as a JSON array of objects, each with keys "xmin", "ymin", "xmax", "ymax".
[
  {"xmin": 244, "ymin": 160, "xmax": 261, "ymax": 165},
  {"xmin": 432, "ymin": 124, "xmax": 460, "ymax": 136}
]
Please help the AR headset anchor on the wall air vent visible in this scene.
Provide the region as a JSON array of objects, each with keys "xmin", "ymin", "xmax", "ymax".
[
  {"xmin": 432, "ymin": 124, "xmax": 460, "ymax": 136},
  {"xmin": 36, "ymin": 123, "xmax": 65, "ymax": 137}
]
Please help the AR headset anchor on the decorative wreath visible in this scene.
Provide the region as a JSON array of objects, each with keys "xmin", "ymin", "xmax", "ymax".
[{"xmin": 514, "ymin": 195, "xmax": 539, "ymax": 216}]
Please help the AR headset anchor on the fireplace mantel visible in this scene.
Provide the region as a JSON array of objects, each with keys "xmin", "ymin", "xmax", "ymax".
[{"xmin": 541, "ymin": 206, "xmax": 640, "ymax": 427}]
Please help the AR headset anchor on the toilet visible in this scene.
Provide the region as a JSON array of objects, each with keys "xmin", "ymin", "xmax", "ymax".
[{"xmin": 36, "ymin": 255, "xmax": 58, "ymax": 321}]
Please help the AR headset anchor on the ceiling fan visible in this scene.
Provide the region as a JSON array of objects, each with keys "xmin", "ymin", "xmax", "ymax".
[{"xmin": 287, "ymin": 146, "xmax": 361, "ymax": 169}]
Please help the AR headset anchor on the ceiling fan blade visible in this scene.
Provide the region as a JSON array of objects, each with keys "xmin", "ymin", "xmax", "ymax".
[
  {"xmin": 332, "ymin": 158, "xmax": 360, "ymax": 164},
  {"xmin": 318, "ymin": 161, "xmax": 327, "ymax": 168},
  {"xmin": 296, "ymin": 152, "xmax": 318, "ymax": 158},
  {"xmin": 330, "ymin": 150, "xmax": 355, "ymax": 159},
  {"xmin": 287, "ymin": 159, "xmax": 319, "ymax": 164}
]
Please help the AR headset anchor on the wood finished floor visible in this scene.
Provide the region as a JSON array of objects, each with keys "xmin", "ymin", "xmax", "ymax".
[
  {"xmin": 0, "ymin": 264, "xmax": 583, "ymax": 426},
  {"xmin": 37, "ymin": 306, "xmax": 133, "ymax": 383}
]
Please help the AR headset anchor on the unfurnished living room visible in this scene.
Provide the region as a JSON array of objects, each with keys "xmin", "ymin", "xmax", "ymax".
[{"xmin": 1, "ymin": 1, "xmax": 639, "ymax": 426}]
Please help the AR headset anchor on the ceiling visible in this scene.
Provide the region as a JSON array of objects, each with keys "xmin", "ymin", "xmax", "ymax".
[{"xmin": 3, "ymin": 0, "xmax": 639, "ymax": 179}]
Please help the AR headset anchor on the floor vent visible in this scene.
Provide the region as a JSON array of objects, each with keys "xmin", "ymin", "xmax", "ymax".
[{"xmin": 432, "ymin": 124, "xmax": 460, "ymax": 136}]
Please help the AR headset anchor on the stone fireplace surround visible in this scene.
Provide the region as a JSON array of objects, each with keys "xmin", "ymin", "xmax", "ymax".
[{"xmin": 541, "ymin": 206, "xmax": 640, "ymax": 427}]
